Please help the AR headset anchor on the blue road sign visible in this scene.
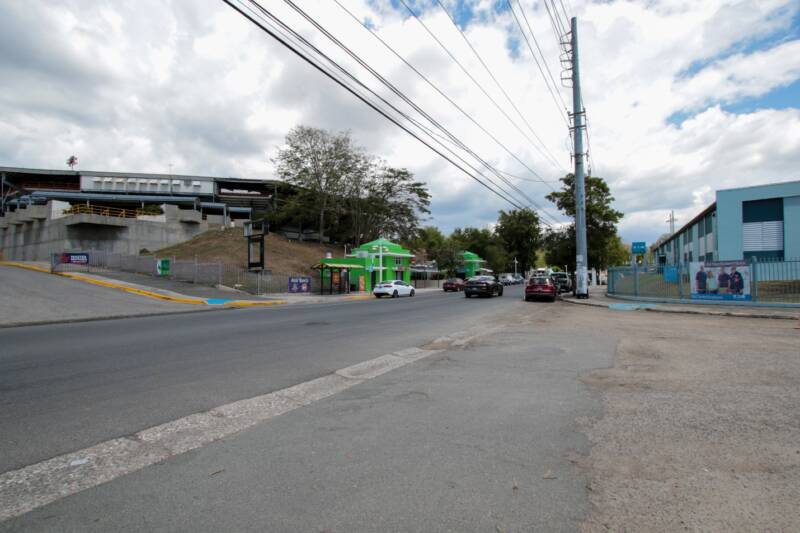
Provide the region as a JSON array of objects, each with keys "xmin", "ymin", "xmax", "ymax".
[{"xmin": 631, "ymin": 242, "xmax": 647, "ymax": 254}]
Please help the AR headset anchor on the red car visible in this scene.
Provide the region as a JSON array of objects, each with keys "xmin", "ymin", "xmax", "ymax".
[
  {"xmin": 443, "ymin": 278, "xmax": 465, "ymax": 292},
  {"xmin": 524, "ymin": 276, "xmax": 557, "ymax": 302}
]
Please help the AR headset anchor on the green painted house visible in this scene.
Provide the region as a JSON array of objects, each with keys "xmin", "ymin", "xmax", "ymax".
[
  {"xmin": 454, "ymin": 250, "xmax": 490, "ymax": 279},
  {"xmin": 319, "ymin": 238, "xmax": 415, "ymax": 293}
]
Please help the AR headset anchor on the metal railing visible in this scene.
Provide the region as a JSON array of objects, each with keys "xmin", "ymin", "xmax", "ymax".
[
  {"xmin": 50, "ymin": 249, "xmax": 319, "ymax": 295},
  {"xmin": 63, "ymin": 204, "xmax": 146, "ymax": 219},
  {"xmin": 607, "ymin": 258, "xmax": 800, "ymax": 305}
]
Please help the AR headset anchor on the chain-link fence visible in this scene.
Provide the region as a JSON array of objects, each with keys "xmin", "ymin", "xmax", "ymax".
[
  {"xmin": 50, "ymin": 249, "xmax": 319, "ymax": 296},
  {"xmin": 608, "ymin": 258, "xmax": 800, "ymax": 305}
]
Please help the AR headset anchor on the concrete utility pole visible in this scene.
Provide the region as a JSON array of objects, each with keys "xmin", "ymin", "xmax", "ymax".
[
  {"xmin": 667, "ymin": 210, "xmax": 676, "ymax": 234},
  {"xmin": 513, "ymin": 257, "xmax": 518, "ymax": 276},
  {"xmin": 571, "ymin": 16, "xmax": 589, "ymax": 299}
]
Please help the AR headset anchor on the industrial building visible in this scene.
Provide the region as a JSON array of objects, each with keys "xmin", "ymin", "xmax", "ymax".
[
  {"xmin": 652, "ymin": 180, "xmax": 800, "ymax": 264},
  {"xmin": 0, "ymin": 166, "xmax": 290, "ymax": 260}
]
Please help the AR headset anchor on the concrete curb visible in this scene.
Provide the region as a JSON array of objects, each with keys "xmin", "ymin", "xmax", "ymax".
[
  {"xmin": 560, "ymin": 295, "xmax": 798, "ymax": 320},
  {"xmin": 0, "ymin": 307, "xmax": 230, "ymax": 330}
]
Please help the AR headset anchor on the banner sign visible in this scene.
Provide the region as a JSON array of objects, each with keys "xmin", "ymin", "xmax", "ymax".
[
  {"xmin": 690, "ymin": 261, "xmax": 751, "ymax": 301},
  {"xmin": 59, "ymin": 253, "xmax": 89, "ymax": 265},
  {"xmin": 288, "ymin": 276, "xmax": 311, "ymax": 293},
  {"xmin": 663, "ymin": 265, "xmax": 679, "ymax": 283}
]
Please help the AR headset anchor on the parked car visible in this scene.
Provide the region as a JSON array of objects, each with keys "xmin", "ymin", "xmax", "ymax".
[
  {"xmin": 524, "ymin": 276, "xmax": 557, "ymax": 302},
  {"xmin": 442, "ymin": 278, "xmax": 465, "ymax": 292},
  {"xmin": 550, "ymin": 272, "xmax": 572, "ymax": 293},
  {"xmin": 499, "ymin": 273, "xmax": 516, "ymax": 286},
  {"xmin": 513, "ymin": 274, "xmax": 524, "ymax": 284},
  {"xmin": 373, "ymin": 280, "xmax": 415, "ymax": 298},
  {"xmin": 465, "ymin": 276, "xmax": 504, "ymax": 298}
]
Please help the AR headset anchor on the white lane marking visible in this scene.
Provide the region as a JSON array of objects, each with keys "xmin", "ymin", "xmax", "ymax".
[{"xmin": 0, "ymin": 347, "xmax": 444, "ymax": 522}]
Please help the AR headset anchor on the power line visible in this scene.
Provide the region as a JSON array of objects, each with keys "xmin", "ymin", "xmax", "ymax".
[
  {"xmin": 224, "ymin": 0, "xmax": 533, "ymax": 214},
  {"xmin": 506, "ymin": 0, "xmax": 570, "ymax": 128},
  {"xmin": 334, "ymin": 0, "xmax": 559, "ymax": 196},
  {"xmin": 433, "ymin": 0, "xmax": 567, "ymax": 172},
  {"xmin": 279, "ymin": 0, "xmax": 559, "ymax": 222},
  {"xmin": 397, "ymin": 0, "xmax": 565, "ymax": 173}
]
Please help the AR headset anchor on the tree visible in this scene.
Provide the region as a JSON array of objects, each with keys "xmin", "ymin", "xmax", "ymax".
[
  {"xmin": 450, "ymin": 227, "xmax": 508, "ymax": 273},
  {"xmin": 544, "ymin": 174, "xmax": 624, "ymax": 271},
  {"xmin": 274, "ymin": 126, "xmax": 362, "ymax": 242},
  {"xmin": 494, "ymin": 208, "xmax": 541, "ymax": 274}
]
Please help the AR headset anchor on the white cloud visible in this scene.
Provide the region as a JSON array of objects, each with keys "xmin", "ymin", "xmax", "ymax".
[{"xmin": 0, "ymin": 0, "xmax": 798, "ymax": 242}]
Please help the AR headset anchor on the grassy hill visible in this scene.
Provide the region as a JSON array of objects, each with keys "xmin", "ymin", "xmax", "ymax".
[{"xmin": 153, "ymin": 227, "xmax": 339, "ymax": 276}]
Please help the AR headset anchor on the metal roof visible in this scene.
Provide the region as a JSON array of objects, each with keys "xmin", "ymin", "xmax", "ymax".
[
  {"xmin": 31, "ymin": 191, "xmax": 199, "ymax": 203},
  {"xmin": 0, "ymin": 166, "xmax": 284, "ymax": 186}
]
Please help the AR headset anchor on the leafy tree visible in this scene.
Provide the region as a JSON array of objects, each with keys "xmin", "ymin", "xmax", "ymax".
[
  {"xmin": 544, "ymin": 174, "xmax": 624, "ymax": 270},
  {"xmin": 274, "ymin": 126, "xmax": 361, "ymax": 242},
  {"xmin": 494, "ymin": 208, "xmax": 541, "ymax": 274},
  {"xmin": 357, "ymin": 166, "xmax": 430, "ymax": 244},
  {"xmin": 450, "ymin": 227, "xmax": 508, "ymax": 273}
]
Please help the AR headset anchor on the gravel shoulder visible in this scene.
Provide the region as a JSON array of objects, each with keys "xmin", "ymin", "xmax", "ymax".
[{"xmin": 576, "ymin": 306, "xmax": 800, "ymax": 532}]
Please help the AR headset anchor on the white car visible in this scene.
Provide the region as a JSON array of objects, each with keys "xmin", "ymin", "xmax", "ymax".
[{"xmin": 373, "ymin": 280, "xmax": 415, "ymax": 298}]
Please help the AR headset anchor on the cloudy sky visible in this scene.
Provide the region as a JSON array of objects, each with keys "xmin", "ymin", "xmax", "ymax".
[{"xmin": 1, "ymin": 0, "xmax": 799, "ymax": 243}]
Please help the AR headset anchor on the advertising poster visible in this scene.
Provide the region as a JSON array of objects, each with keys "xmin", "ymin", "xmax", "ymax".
[
  {"xmin": 690, "ymin": 261, "xmax": 750, "ymax": 301},
  {"xmin": 288, "ymin": 276, "xmax": 311, "ymax": 293},
  {"xmin": 59, "ymin": 253, "xmax": 89, "ymax": 265}
]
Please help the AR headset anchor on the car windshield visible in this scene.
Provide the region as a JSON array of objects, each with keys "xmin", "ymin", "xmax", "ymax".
[
  {"xmin": 552, "ymin": 273, "xmax": 567, "ymax": 278},
  {"xmin": 469, "ymin": 276, "xmax": 493, "ymax": 282},
  {"xmin": 531, "ymin": 277, "xmax": 549, "ymax": 285}
]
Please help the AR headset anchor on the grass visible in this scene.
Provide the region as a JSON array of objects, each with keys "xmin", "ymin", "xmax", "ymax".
[{"xmin": 153, "ymin": 227, "xmax": 340, "ymax": 276}]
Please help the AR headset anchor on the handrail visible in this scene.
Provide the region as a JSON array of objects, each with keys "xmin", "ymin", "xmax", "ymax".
[{"xmin": 62, "ymin": 204, "xmax": 146, "ymax": 219}]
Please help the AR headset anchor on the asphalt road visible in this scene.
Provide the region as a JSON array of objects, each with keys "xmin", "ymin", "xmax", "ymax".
[
  {"xmin": 0, "ymin": 285, "xmax": 526, "ymax": 473},
  {"xmin": 2, "ymin": 291, "xmax": 616, "ymax": 532}
]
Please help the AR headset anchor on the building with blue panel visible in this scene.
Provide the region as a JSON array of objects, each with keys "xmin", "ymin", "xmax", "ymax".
[{"xmin": 652, "ymin": 180, "xmax": 800, "ymax": 264}]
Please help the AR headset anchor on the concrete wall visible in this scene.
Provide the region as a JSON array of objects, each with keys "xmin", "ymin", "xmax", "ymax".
[
  {"xmin": 0, "ymin": 201, "xmax": 236, "ymax": 260},
  {"xmin": 717, "ymin": 181, "xmax": 800, "ymax": 260}
]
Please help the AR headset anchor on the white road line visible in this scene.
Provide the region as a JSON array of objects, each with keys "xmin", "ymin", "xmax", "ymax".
[{"xmin": 0, "ymin": 347, "xmax": 445, "ymax": 522}]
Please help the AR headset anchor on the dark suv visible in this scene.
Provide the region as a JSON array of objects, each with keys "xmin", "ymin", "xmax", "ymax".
[
  {"xmin": 464, "ymin": 276, "xmax": 504, "ymax": 298},
  {"xmin": 550, "ymin": 272, "xmax": 572, "ymax": 293}
]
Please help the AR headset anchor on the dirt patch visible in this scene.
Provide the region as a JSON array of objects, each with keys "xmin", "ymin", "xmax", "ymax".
[
  {"xmin": 577, "ymin": 311, "xmax": 800, "ymax": 531},
  {"xmin": 153, "ymin": 227, "xmax": 338, "ymax": 275}
]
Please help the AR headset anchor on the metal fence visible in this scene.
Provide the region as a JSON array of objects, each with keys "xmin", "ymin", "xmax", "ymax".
[
  {"xmin": 50, "ymin": 249, "xmax": 319, "ymax": 296},
  {"xmin": 608, "ymin": 258, "xmax": 800, "ymax": 305}
]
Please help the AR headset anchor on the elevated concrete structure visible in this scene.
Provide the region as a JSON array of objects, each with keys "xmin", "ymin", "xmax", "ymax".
[{"xmin": 0, "ymin": 202, "xmax": 227, "ymax": 260}]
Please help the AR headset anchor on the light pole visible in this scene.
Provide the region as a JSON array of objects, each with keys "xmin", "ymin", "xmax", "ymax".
[{"xmin": 513, "ymin": 257, "xmax": 518, "ymax": 276}]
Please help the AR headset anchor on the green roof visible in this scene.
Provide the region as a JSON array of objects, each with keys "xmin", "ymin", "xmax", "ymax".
[
  {"xmin": 462, "ymin": 250, "xmax": 485, "ymax": 262},
  {"xmin": 354, "ymin": 238, "xmax": 411, "ymax": 255}
]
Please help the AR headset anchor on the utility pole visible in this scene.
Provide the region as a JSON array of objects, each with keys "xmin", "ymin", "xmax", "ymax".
[
  {"xmin": 666, "ymin": 210, "xmax": 676, "ymax": 234},
  {"xmin": 570, "ymin": 16, "xmax": 589, "ymax": 299},
  {"xmin": 513, "ymin": 257, "xmax": 518, "ymax": 276}
]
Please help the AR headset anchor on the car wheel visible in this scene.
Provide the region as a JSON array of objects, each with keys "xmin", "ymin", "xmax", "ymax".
[
  {"xmin": 392, "ymin": 290, "xmax": 399, "ymax": 298},
  {"xmin": 375, "ymin": 294, "xmax": 382, "ymax": 298},
  {"xmin": 410, "ymin": 289, "xmax": 415, "ymax": 297},
  {"xmin": 465, "ymin": 293, "xmax": 471, "ymax": 298},
  {"xmin": 498, "ymin": 287, "xmax": 504, "ymax": 297}
]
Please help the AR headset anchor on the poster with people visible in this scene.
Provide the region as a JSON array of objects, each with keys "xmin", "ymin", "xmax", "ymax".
[{"xmin": 689, "ymin": 261, "xmax": 751, "ymax": 301}]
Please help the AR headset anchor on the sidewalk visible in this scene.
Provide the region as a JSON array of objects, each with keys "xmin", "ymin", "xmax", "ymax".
[{"xmin": 561, "ymin": 286, "xmax": 799, "ymax": 320}]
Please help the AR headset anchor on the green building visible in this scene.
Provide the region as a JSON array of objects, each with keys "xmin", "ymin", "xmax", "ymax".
[
  {"xmin": 453, "ymin": 250, "xmax": 490, "ymax": 279},
  {"xmin": 319, "ymin": 238, "xmax": 414, "ymax": 293}
]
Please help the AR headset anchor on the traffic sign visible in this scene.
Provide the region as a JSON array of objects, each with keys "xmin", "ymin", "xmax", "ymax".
[{"xmin": 631, "ymin": 242, "xmax": 647, "ymax": 254}]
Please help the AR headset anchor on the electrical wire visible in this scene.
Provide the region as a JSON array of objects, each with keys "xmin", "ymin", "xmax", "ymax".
[
  {"xmin": 433, "ymin": 0, "xmax": 567, "ymax": 173},
  {"xmin": 397, "ymin": 0, "xmax": 565, "ymax": 173},
  {"xmin": 335, "ymin": 0, "xmax": 560, "ymax": 194},
  {"xmin": 507, "ymin": 0, "xmax": 570, "ymax": 128},
  {"xmin": 278, "ymin": 0, "xmax": 559, "ymax": 223},
  {"xmin": 224, "ymin": 0, "xmax": 534, "ymax": 214}
]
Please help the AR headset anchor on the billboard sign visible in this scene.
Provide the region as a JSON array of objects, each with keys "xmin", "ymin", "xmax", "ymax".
[
  {"xmin": 631, "ymin": 242, "xmax": 647, "ymax": 254},
  {"xmin": 690, "ymin": 261, "xmax": 751, "ymax": 301},
  {"xmin": 59, "ymin": 253, "xmax": 89, "ymax": 265},
  {"xmin": 288, "ymin": 276, "xmax": 311, "ymax": 293},
  {"xmin": 663, "ymin": 265, "xmax": 679, "ymax": 283}
]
